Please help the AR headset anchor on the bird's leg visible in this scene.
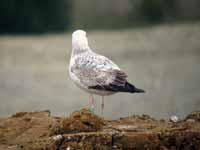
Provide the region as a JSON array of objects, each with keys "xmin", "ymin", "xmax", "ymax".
[
  {"xmin": 89, "ymin": 94, "xmax": 95, "ymax": 114},
  {"xmin": 101, "ymin": 96, "xmax": 104, "ymax": 116}
]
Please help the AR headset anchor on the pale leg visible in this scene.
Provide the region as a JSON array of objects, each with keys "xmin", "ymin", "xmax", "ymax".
[
  {"xmin": 89, "ymin": 94, "xmax": 95, "ymax": 113},
  {"xmin": 101, "ymin": 96, "xmax": 104, "ymax": 116}
]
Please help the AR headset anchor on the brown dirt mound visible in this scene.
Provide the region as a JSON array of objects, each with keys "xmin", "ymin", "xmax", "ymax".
[
  {"xmin": 51, "ymin": 108, "xmax": 105, "ymax": 135},
  {"xmin": 0, "ymin": 109, "xmax": 200, "ymax": 150}
]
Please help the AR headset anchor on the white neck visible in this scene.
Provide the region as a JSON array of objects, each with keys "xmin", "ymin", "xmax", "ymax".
[
  {"xmin": 71, "ymin": 30, "xmax": 92, "ymax": 57},
  {"xmin": 72, "ymin": 36, "xmax": 89, "ymax": 50}
]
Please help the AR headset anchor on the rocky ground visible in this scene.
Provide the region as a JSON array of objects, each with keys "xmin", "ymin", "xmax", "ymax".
[{"xmin": 0, "ymin": 109, "xmax": 200, "ymax": 150}]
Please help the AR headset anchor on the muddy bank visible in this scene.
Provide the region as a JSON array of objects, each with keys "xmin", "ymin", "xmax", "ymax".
[{"xmin": 0, "ymin": 109, "xmax": 200, "ymax": 150}]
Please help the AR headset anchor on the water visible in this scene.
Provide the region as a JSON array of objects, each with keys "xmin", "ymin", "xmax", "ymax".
[{"xmin": 0, "ymin": 23, "xmax": 200, "ymax": 119}]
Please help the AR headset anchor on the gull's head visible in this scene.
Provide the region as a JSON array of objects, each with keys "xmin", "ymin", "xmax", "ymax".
[
  {"xmin": 72, "ymin": 30, "xmax": 86, "ymax": 38},
  {"xmin": 72, "ymin": 30, "xmax": 89, "ymax": 51}
]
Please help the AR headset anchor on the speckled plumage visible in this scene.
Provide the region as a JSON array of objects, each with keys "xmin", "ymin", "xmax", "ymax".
[
  {"xmin": 69, "ymin": 30, "xmax": 145, "ymax": 97},
  {"xmin": 70, "ymin": 49, "xmax": 127, "ymax": 96}
]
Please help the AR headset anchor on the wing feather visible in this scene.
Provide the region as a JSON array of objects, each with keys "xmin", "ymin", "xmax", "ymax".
[{"xmin": 71, "ymin": 52, "xmax": 127, "ymax": 90}]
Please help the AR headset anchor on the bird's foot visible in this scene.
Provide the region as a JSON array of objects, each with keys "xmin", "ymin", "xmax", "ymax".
[{"xmin": 89, "ymin": 106, "xmax": 95, "ymax": 114}]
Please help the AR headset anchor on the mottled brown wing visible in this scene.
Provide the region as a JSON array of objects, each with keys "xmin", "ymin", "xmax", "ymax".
[
  {"xmin": 88, "ymin": 69, "xmax": 129, "ymax": 92},
  {"xmin": 71, "ymin": 54, "xmax": 127, "ymax": 89}
]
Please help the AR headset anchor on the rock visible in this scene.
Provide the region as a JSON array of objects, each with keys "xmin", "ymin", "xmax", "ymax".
[
  {"xmin": 170, "ymin": 115, "xmax": 179, "ymax": 123},
  {"xmin": 0, "ymin": 110, "xmax": 200, "ymax": 150},
  {"xmin": 51, "ymin": 108, "xmax": 105, "ymax": 135},
  {"xmin": 185, "ymin": 111, "xmax": 200, "ymax": 122}
]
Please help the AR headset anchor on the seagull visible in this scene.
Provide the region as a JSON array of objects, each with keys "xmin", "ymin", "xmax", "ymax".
[{"xmin": 69, "ymin": 30, "xmax": 145, "ymax": 115}]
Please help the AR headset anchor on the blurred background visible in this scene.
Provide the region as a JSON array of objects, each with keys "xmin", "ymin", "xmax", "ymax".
[{"xmin": 0, "ymin": 0, "xmax": 200, "ymax": 119}]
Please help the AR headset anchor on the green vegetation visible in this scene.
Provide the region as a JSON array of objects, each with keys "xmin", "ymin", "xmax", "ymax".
[
  {"xmin": 0, "ymin": 0, "xmax": 200, "ymax": 33},
  {"xmin": 0, "ymin": 0, "xmax": 71, "ymax": 33},
  {"xmin": 140, "ymin": 0, "xmax": 163, "ymax": 22}
]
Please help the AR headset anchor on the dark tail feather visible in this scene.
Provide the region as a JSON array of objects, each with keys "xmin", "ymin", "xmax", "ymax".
[{"xmin": 124, "ymin": 82, "xmax": 145, "ymax": 93}]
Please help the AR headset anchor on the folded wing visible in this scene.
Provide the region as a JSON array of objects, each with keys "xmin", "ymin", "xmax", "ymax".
[{"xmin": 71, "ymin": 53, "xmax": 128, "ymax": 92}]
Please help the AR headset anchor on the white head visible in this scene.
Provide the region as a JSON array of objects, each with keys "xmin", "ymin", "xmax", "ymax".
[{"xmin": 72, "ymin": 30, "xmax": 89, "ymax": 51}]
